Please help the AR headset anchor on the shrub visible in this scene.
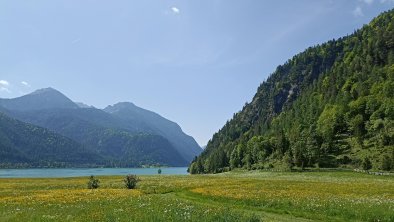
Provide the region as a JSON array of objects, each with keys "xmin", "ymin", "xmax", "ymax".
[
  {"xmin": 362, "ymin": 157, "xmax": 372, "ymax": 170},
  {"xmin": 87, "ymin": 175, "xmax": 100, "ymax": 189},
  {"xmin": 380, "ymin": 155, "xmax": 392, "ymax": 171},
  {"xmin": 124, "ymin": 174, "xmax": 140, "ymax": 189},
  {"xmin": 281, "ymin": 152, "xmax": 293, "ymax": 171}
]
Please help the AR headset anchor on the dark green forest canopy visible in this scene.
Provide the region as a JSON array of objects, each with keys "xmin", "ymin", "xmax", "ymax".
[
  {"xmin": 0, "ymin": 109, "xmax": 189, "ymax": 168},
  {"xmin": 0, "ymin": 112, "xmax": 104, "ymax": 168},
  {"xmin": 190, "ymin": 9, "xmax": 394, "ymax": 174}
]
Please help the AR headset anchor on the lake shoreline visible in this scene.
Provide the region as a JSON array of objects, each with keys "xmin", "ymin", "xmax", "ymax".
[{"xmin": 0, "ymin": 167, "xmax": 189, "ymax": 178}]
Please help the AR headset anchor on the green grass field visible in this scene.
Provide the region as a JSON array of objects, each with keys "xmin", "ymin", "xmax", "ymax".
[{"xmin": 0, "ymin": 171, "xmax": 393, "ymax": 222}]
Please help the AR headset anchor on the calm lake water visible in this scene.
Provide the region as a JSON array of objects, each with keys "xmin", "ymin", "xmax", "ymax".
[{"xmin": 0, "ymin": 167, "xmax": 189, "ymax": 178}]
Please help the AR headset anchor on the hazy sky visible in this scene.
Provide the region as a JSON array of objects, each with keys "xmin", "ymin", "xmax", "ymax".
[{"xmin": 0, "ymin": 1, "xmax": 393, "ymax": 146}]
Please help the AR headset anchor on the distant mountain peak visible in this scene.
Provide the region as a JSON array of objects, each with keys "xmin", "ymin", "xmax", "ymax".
[
  {"xmin": 111, "ymin": 102, "xmax": 137, "ymax": 108},
  {"xmin": 29, "ymin": 87, "xmax": 59, "ymax": 95},
  {"xmin": 103, "ymin": 101, "xmax": 202, "ymax": 161},
  {"xmin": 75, "ymin": 102, "xmax": 95, "ymax": 109},
  {"xmin": 104, "ymin": 102, "xmax": 137, "ymax": 113},
  {"xmin": 0, "ymin": 87, "xmax": 78, "ymax": 111},
  {"xmin": 113, "ymin": 102, "xmax": 136, "ymax": 107}
]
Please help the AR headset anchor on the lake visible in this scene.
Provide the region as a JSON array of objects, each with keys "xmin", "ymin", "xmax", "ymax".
[{"xmin": 0, "ymin": 167, "xmax": 189, "ymax": 178}]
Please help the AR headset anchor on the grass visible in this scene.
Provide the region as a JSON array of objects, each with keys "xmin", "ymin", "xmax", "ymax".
[{"xmin": 0, "ymin": 171, "xmax": 393, "ymax": 221}]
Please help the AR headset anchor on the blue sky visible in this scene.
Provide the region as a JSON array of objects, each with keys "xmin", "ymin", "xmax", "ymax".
[{"xmin": 0, "ymin": 0, "xmax": 393, "ymax": 146}]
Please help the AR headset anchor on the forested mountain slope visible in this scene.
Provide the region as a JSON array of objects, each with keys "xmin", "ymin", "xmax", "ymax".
[
  {"xmin": 0, "ymin": 88, "xmax": 198, "ymax": 167},
  {"xmin": 190, "ymin": 9, "xmax": 394, "ymax": 173},
  {"xmin": 0, "ymin": 112, "xmax": 104, "ymax": 168},
  {"xmin": 104, "ymin": 102, "xmax": 202, "ymax": 163}
]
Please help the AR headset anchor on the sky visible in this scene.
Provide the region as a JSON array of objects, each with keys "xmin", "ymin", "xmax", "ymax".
[{"xmin": 0, "ymin": 0, "xmax": 393, "ymax": 146}]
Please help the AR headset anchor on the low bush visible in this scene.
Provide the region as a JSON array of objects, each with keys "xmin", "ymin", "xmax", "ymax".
[
  {"xmin": 87, "ymin": 175, "xmax": 100, "ymax": 189},
  {"xmin": 124, "ymin": 174, "xmax": 140, "ymax": 189}
]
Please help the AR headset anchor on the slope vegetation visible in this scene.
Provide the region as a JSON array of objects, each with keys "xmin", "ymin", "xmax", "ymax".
[
  {"xmin": 0, "ymin": 88, "xmax": 200, "ymax": 167},
  {"xmin": 190, "ymin": 9, "xmax": 394, "ymax": 173},
  {"xmin": 0, "ymin": 112, "xmax": 104, "ymax": 168}
]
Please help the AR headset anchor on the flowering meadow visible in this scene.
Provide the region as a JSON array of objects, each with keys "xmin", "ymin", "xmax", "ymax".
[{"xmin": 0, "ymin": 171, "xmax": 393, "ymax": 221}]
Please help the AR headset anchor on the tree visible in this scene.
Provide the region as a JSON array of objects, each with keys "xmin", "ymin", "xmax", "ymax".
[
  {"xmin": 305, "ymin": 125, "xmax": 322, "ymax": 165},
  {"xmin": 242, "ymin": 153, "xmax": 252, "ymax": 170},
  {"xmin": 124, "ymin": 174, "xmax": 140, "ymax": 189},
  {"xmin": 189, "ymin": 162, "xmax": 197, "ymax": 174},
  {"xmin": 349, "ymin": 114, "xmax": 365, "ymax": 142},
  {"xmin": 362, "ymin": 157, "xmax": 372, "ymax": 170},
  {"xmin": 293, "ymin": 139, "xmax": 307, "ymax": 168},
  {"xmin": 281, "ymin": 151, "xmax": 293, "ymax": 171},
  {"xmin": 189, "ymin": 157, "xmax": 204, "ymax": 174},
  {"xmin": 229, "ymin": 149, "xmax": 239, "ymax": 169},
  {"xmin": 317, "ymin": 105, "xmax": 345, "ymax": 154},
  {"xmin": 380, "ymin": 155, "xmax": 392, "ymax": 171},
  {"xmin": 87, "ymin": 175, "xmax": 100, "ymax": 189}
]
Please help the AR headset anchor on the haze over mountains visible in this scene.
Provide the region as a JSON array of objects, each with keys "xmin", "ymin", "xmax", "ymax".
[{"xmin": 0, "ymin": 88, "xmax": 202, "ymax": 168}]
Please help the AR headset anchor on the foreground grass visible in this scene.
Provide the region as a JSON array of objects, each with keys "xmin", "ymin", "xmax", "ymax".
[{"xmin": 0, "ymin": 171, "xmax": 393, "ymax": 221}]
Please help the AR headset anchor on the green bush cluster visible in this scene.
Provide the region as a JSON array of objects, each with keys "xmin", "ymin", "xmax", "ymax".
[
  {"xmin": 124, "ymin": 174, "xmax": 140, "ymax": 189},
  {"xmin": 87, "ymin": 175, "xmax": 100, "ymax": 189}
]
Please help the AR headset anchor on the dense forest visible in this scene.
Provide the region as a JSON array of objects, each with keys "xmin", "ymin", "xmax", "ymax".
[
  {"xmin": 190, "ymin": 9, "xmax": 394, "ymax": 174},
  {"xmin": 0, "ymin": 112, "xmax": 104, "ymax": 168}
]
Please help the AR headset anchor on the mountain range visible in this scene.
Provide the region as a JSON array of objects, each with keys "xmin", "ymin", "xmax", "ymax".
[
  {"xmin": 0, "ymin": 88, "xmax": 202, "ymax": 168},
  {"xmin": 190, "ymin": 9, "xmax": 394, "ymax": 173}
]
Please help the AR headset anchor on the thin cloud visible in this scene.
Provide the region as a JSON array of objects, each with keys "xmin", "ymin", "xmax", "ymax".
[
  {"xmin": 0, "ymin": 80, "xmax": 11, "ymax": 93},
  {"xmin": 171, "ymin": 7, "xmax": 180, "ymax": 14},
  {"xmin": 380, "ymin": 0, "xmax": 394, "ymax": 3},
  {"xmin": 363, "ymin": 0, "xmax": 374, "ymax": 4},
  {"xmin": 0, "ymin": 87, "xmax": 11, "ymax": 93},
  {"xmin": 71, "ymin": 38, "xmax": 81, "ymax": 45},
  {"xmin": 0, "ymin": 80, "xmax": 9, "ymax": 86},
  {"xmin": 21, "ymin": 81, "xmax": 31, "ymax": 87},
  {"xmin": 353, "ymin": 6, "xmax": 364, "ymax": 17}
]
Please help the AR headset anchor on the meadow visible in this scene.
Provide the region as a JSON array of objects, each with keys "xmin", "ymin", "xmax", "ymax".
[{"xmin": 0, "ymin": 171, "xmax": 393, "ymax": 222}]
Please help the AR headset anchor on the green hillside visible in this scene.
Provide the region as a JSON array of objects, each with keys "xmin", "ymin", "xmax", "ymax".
[
  {"xmin": 104, "ymin": 102, "xmax": 202, "ymax": 163},
  {"xmin": 190, "ymin": 9, "xmax": 394, "ymax": 173},
  {"xmin": 0, "ymin": 112, "xmax": 104, "ymax": 168},
  {"xmin": 0, "ymin": 88, "xmax": 193, "ymax": 167}
]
